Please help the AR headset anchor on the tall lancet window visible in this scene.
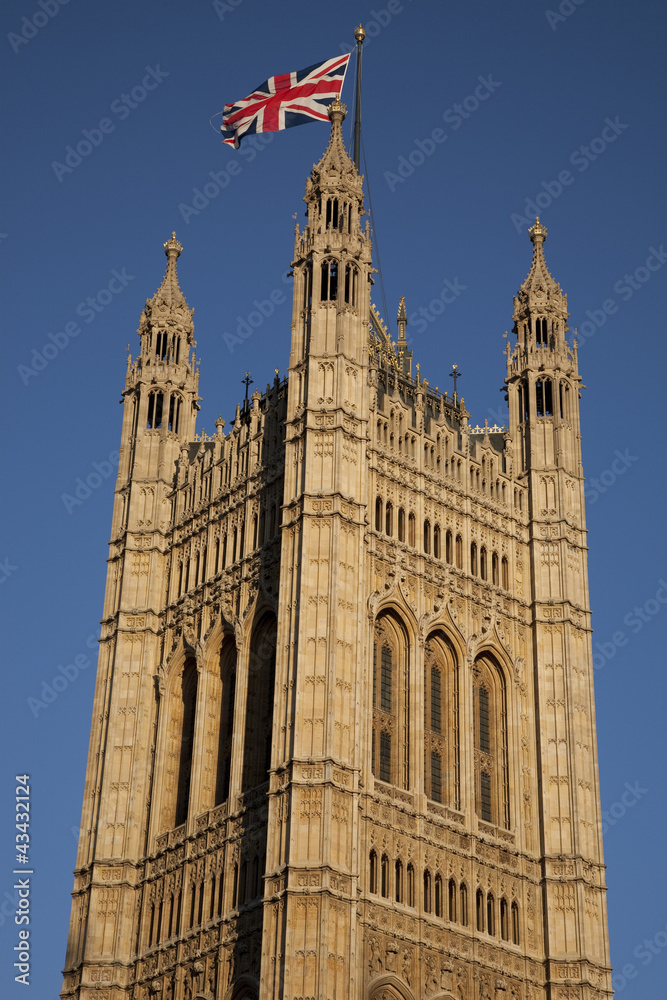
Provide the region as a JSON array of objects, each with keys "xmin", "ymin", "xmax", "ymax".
[
  {"xmin": 242, "ymin": 614, "xmax": 277, "ymax": 790},
  {"xmin": 174, "ymin": 659, "xmax": 198, "ymax": 828},
  {"xmin": 372, "ymin": 613, "xmax": 410, "ymax": 790},
  {"xmin": 320, "ymin": 259, "xmax": 338, "ymax": 301},
  {"xmin": 424, "ymin": 633, "xmax": 460, "ymax": 808},
  {"xmin": 473, "ymin": 655, "xmax": 509, "ymax": 828},
  {"xmin": 214, "ymin": 635, "xmax": 237, "ymax": 805}
]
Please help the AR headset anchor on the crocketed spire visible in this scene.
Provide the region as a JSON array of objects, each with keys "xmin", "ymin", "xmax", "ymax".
[
  {"xmin": 512, "ymin": 218, "xmax": 568, "ymax": 335},
  {"xmin": 140, "ymin": 233, "xmax": 194, "ymax": 341},
  {"xmin": 305, "ymin": 98, "xmax": 363, "ymax": 203}
]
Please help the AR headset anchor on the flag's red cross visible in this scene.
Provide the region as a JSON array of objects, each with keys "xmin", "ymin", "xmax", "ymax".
[{"xmin": 221, "ymin": 55, "xmax": 350, "ymax": 148}]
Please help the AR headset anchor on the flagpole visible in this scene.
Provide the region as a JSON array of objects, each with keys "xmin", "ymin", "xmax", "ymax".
[{"xmin": 353, "ymin": 24, "xmax": 366, "ymax": 171}]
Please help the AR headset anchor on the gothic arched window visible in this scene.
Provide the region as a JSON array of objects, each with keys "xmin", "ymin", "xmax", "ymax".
[
  {"xmin": 147, "ymin": 390, "xmax": 163, "ymax": 429},
  {"xmin": 423, "ymin": 519, "xmax": 431, "ymax": 554},
  {"xmin": 397, "ymin": 507, "xmax": 406, "ymax": 542},
  {"xmin": 174, "ymin": 659, "xmax": 198, "ymax": 828},
  {"xmin": 214, "ymin": 636, "xmax": 237, "ymax": 805},
  {"xmin": 242, "ymin": 615, "xmax": 276, "ymax": 791},
  {"xmin": 344, "ymin": 263, "xmax": 358, "ymax": 306},
  {"xmin": 372, "ymin": 614, "xmax": 410, "ymax": 790},
  {"xmin": 369, "ymin": 850, "xmax": 377, "ymax": 893},
  {"xmin": 424, "ymin": 632, "xmax": 460, "ymax": 809},
  {"xmin": 473, "ymin": 655, "xmax": 509, "ymax": 829},
  {"xmin": 470, "ymin": 541, "xmax": 478, "ymax": 576},
  {"xmin": 320, "ymin": 258, "xmax": 338, "ymax": 301},
  {"xmin": 433, "ymin": 523, "xmax": 441, "ymax": 559}
]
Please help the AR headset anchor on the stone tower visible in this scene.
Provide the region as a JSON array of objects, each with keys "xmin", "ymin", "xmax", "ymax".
[{"xmin": 62, "ymin": 102, "xmax": 612, "ymax": 1000}]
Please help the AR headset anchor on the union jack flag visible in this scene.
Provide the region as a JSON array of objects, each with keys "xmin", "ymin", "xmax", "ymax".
[{"xmin": 221, "ymin": 53, "xmax": 350, "ymax": 149}]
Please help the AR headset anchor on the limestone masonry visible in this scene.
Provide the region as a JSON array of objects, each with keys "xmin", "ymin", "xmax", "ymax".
[{"xmin": 62, "ymin": 99, "xmax": 612, "ymax": 1000}]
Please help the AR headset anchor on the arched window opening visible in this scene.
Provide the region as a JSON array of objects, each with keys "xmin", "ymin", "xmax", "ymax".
[
  {"xmin": 536, "ymin": 317, "xmax": 547, "ymax": 346},
  {"xmin": 369, "ymin": 850, "xmax": 377, "ymax": 893},
  {"xmin": 194, "ymin": 550, "xmax": 200, "ymax": 587},
  {"xmin": 381, "ymin": 854, "xmax": 389, "ymax": 898},
  {"xmin": 523, "ymin": 380, "xmax": 530, "ymax": 420},
  {"xmin": 408, "ymin": 512, "xmax": 416, "ymax": 547},
  {"xmin": 148, "ymin": 903, "xmax": 155, "ymax": 948},
  {"xmin": 167, "ymin": 394, "xmax": 181, "ymax": 433},
  {"xmin": 492, "ymin": 551, "xmax": 499, "ymax": 586},
  {"xmin": 217, "ymin": 871, "xmax": 224, "ymax": 918},
  {"xmin": 344, "ymin": 263, "xmax": 358, "ymax": 305},
  {"xmin": 487, "ymin": 893, "xmax": 496, "ymax": 936},
  {"xmin": 460, "ymin": 883, "xmax": 468, "ymax": 926},
  {"xmin": 445, "ymin": 529, "xmax": 453, "ymax": 564},
  {"xmin": 480, "ymin": 546, "xmax": 487, "ymax": 581},
  {"xmin": 147, "ymin": 391, "xmax": 164, "ymax": 429},
  {"xmin": 544, "ymin": 378, "xmax": 553, "ymax": 416},
  {"xmin": 385, "ymin": 501, "xmax": 393, "ymax": 536},
  {"xmin": 215, "ymin": 636, "xmax": 236, "ymax": 805},
  {"xmin": 397, "ymin": 507, "xmax": 406, "ymax": 542},
  {"xmin": 372, "ymin": 614, "xmax": 409, "ymax": 789},
  {"xmin": 407, "ymin": 863, "xmax": 415, "ymax": 907},
  {"xmin": 474, "ymin": 656, "xmax": 509, "ymax": 828},
  {"xmin": 470, "ymin": 542, "xmax": 478, "ymax": 576},
  {"xmin": 536, "ymin": 380, "xmax": 545, "ymax": 417},
  {"xmin": 424, "ymin": 633, "xmax": 460, "ymax": 809},
  {"xmin": 434, "ymin": 874, "xmax": 443, "ymax": 917},
  {"xmin": 455, "ymin": 534, "xmax": 463, "ymax": 569},
  {"xmin": 501, "ymin": 556, "xmax": 509, "ymax": 590},
  {"xmin": 252, "ymin": 514, "xmax": 258, "ymax": 550},
  {"xmin": 430, "ymin": 750, "xmax": 442, "ymax": 803},
  {"xmin": 448, "ymin": 879, "xmax": 457, "ymax": 922},
  {"xmin": 379, "ymin": 730, "xmax": 392, "ymax": 783},
  {"xmin": 174, "ymin": 659, "xmax": 198, "ymax": 828},
  {"xmin": 320, "ymin": 258, "xmax": 338, "ymax": 301},
  {"xmin": 433, "ymin": 523, "xmax": 441, "ymax": 559},
  {"xmin": 423, "ymin": 870, "xmax": 432, "ymax": 914},
  {"xmin": 476, "ymin": 889, "xmax": 484, "ymax": 931},
  {"xmin": 423, "ymin": 519, "xmax": 431, "ymax": 554},
  {"xmin": 395, "ymin": 860, "xmax": 403, "ymax": 903},
  {"xmin": 375, "ymin": 496, "xmax": 383, "ymax": 532},
  {"xmin": 512, "ymin": 901, "xmax": 520, "ymax": 944},
  {"xmin": 325, "ymin": 197, "xmax": 339, "ymax": 229},
  {"xmin": 156, "ymin": 899, "xmax": 163, "ymax": 943},
  {"xmin": 242, "ymin": 615, "xmax": 276, "ymax": 790},
  {"xmin": 559, "ymin": 381, "xmax": 567, "ymax": 419},
  {"xmin": 500, "ymin": 897, "xmax": 509, "ymax": 940}
]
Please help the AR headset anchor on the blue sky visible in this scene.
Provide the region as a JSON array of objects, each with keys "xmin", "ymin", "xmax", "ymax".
[{"xmin": 1, "ymin": 1, "xmax": 666, "ymax": 996}]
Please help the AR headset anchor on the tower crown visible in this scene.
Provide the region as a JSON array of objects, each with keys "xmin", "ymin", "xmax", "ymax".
[
  {"xmin": 136, "ymin": 233, "xmax": 195, "ymax": 368},
  {"xmin": 511, "ymin": 218, "xmax": 570, "ymax": 357}
]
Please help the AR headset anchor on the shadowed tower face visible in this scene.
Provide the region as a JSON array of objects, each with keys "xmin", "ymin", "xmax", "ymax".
[{"xmin": 62, "ymin": 105, "xmax": 611, "ymax": 1000}]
